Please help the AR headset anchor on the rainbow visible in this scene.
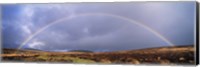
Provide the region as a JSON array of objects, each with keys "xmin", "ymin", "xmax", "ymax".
[{"xmin": 17, "ymin": 13, "xmax": 174, "ymax": 51}]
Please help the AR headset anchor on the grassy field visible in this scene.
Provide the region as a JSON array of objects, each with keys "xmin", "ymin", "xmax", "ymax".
[{"xmin": 1, "ymin": 45, "xmax": 195, "ymax": 65}]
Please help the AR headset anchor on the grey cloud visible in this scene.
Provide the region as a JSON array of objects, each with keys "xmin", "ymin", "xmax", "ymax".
[
  {"xmin": 27, "ymin": 16, "xmax": 167, "ymax": 51},
  {"xmin": 2, "ymin": 3, "xmax": 195, "ymax": 51}
]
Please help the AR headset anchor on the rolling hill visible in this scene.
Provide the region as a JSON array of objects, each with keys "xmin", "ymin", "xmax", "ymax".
[{"xmin": 1, "ymin": 45, "xmax": 195, "ymax": 65}]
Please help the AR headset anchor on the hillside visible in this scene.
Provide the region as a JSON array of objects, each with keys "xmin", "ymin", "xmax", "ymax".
[{"xmin": 1, "ymin": 45, "xmax": 195, "ymax": 65}]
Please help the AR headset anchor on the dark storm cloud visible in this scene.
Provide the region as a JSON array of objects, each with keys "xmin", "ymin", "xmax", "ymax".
[
  {"xmin": 2, "ymin": 5, "xmax": 25, "ymax": 48},
  {"xmin": 28, "ymin": 16, "xmax": 173, "ymax": 51},
  {"xmin": 2, "ymin": 2, "xmax": 196, "ymax": 51}
]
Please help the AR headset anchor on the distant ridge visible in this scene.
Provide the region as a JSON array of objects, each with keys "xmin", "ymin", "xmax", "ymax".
[
  {"xmin": 2, "ymin": 44, "xmax": 194, "ymax": 53},
  {"xmin": 22, "ymin": 48, "xmax": 42, "ymax": 51},
  {"xmin": 68, "ymin": 50, "xmax": 93, "ymax": 53}
]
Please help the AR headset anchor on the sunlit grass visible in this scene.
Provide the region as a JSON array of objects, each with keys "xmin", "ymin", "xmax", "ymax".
[{"xmin": 35, "ymin": 53, "xmax": 95, "ymax": 63}]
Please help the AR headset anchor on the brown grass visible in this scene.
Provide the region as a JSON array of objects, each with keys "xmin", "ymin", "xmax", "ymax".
[{"xmin": 1, "ymin": 45, "xmax": 195, "ymax": 65}]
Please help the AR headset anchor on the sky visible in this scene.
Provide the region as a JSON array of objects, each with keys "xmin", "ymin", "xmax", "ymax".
[{"xmin": 2, "ymin": 2, "xmax": 196, "ymax": 52}]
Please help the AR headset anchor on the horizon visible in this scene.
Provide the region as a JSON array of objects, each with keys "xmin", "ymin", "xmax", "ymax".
[{"xmin": 3, "ymin": 44, "xmax": 194, "ymax": 52}]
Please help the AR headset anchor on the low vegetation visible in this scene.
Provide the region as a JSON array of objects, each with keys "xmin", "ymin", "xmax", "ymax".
[{"xmin": 1, "ymin": 45, "xmax": 195, "ymax": 65}]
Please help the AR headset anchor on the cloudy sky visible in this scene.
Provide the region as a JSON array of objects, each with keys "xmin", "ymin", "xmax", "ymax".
[{"xmin": 2, "ymin": 2, "xmax": 196, "ymax": 52}]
